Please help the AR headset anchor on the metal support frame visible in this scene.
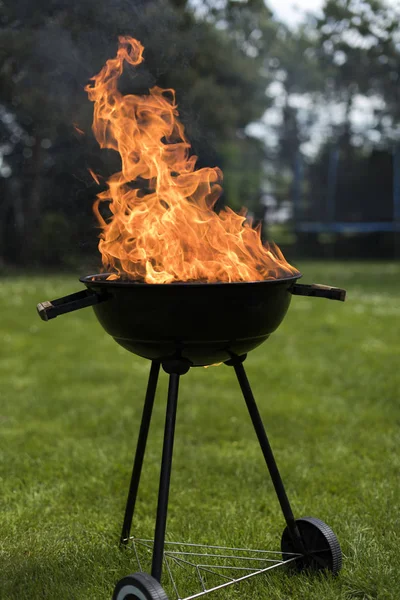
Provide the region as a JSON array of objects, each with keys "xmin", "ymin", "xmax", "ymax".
[
  {"xmin": 128, "ymin": 538, "xmax": 300, "ymax": 600},
  {"xmin": 151, "ymin": 371, "xmax": 180, "ymax": 581},
  {"xmin": 231, "ymin": 359, "xmax": 304, "ymax": 552},
  {"xmin": 120, "ymin": 354, "xmax": 304, "ymax": 594},
  {"xmin": 120, "ymin": 359, "xmax": 189, "ymax": 584},
  {"xmin": 120, "ymin": 361, "xmax": 160, "ymax": 544}
]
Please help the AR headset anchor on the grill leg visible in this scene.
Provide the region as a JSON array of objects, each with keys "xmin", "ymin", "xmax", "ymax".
[
  {"xmin": 232, "ymin": 359, "xmax": 305, "ymax": 551},
  {"xmin": 120, "ymin": 361, "xmax": 160, "ymax": 545},
  {"xmin": 151, "ymin": 370, "xmax": 181, "ymax": 582}
]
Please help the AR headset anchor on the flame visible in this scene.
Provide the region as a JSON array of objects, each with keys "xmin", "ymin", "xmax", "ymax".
[
  {"xmin": 85, "ymin": 36, "xmax": 298, "ymax": 283},
  {"xmin": 88, "ymin": 168, "xmax": 101, "ymax": 185},
  {"xmin": 74, "ymin": 123, "xmax": 85, "ymax": 135}
]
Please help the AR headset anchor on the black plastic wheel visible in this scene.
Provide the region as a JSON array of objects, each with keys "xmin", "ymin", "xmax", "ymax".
[
  {"xmin": 112, "ymin": 572, "xmax": 169, "ymax": 600},
  {"xmin": 281, "ymin": 516, "xmax": 342, "ymax": 574}
]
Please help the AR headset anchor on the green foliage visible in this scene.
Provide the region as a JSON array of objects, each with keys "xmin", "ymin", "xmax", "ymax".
[
  {"xmin": 0, "ymin": 0, "xmax": 273, "ymax": 268},
  {"xmin": 2, "ymin": 0, "xmax": 400, "ymax": 267},
  {"xmin": 262, "ymin": 0, "xmax": 400, "ymax": 226}
]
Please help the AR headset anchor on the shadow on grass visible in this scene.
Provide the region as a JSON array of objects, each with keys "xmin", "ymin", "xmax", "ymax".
[{"xmin": 2, "ymin": 539, "xmax": 126, "ymax": 600}]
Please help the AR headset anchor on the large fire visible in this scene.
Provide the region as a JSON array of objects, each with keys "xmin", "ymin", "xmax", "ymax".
[{"xmin": 85, "ymin": 36, "xmax": 298, "ymax": 283}]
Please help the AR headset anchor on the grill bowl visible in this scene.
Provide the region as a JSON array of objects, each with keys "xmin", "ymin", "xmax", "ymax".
[{"xmin": 80, "ymin": 273, "xmax": 302, "ymax": 366}]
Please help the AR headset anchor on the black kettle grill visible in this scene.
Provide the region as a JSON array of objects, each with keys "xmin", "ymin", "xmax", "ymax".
[{"xmin": 37, "ymin": 273, "xmax": 346, "ymax": 600}]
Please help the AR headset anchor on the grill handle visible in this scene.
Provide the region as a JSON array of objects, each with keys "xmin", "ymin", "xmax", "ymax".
[
  {"xmin": 37, "ymin": 289, "xmax": 108, "ymax": 321},
  {"xmin": 291, "ymin": 283, "xmax": 346, "ymax": 302}
]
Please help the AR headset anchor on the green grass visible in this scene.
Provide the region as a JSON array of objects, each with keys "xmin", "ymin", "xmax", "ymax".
[{"xmin": 1, "ymin": 261, "xmax": 399, "ymax": 599}]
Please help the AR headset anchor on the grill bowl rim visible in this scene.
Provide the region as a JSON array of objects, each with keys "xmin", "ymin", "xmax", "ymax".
[{"xmin": 79, "ymin": 272, "xmax": 303, "ymax": 287}]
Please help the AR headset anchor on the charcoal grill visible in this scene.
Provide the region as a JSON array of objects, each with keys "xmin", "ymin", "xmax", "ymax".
[{"xmin": 37, "ymin": 273, "xmax": 346, "ymax": 600}]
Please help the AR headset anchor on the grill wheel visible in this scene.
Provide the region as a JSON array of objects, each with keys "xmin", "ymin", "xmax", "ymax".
[
  {"xmin": 112, "ymin": 572, "xmax": 168, "ymax": 600},
  {"xmin": 281, "ymin": 516, "xmax": 342, "ymax": 574}
]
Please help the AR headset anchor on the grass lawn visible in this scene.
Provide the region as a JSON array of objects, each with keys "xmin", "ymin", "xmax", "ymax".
[{"xmin": 1, "ymin": 261, "xmax": 399, "ymax": 599}]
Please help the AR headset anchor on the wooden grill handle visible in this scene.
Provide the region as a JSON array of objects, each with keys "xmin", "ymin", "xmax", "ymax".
[
  {"xmin": 37, "ymin": 289, "xmax": 107, "ymax": 321},
  {"xmin": 291, "ymin": 283, "xmax": 346, "ymax": 302}
]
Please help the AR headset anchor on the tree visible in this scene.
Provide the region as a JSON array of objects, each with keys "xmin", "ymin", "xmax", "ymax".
[
  {"xmin": 0, "ymin": 0, "xmax": 274, "ymax": 267},
  {"xmin": 310, "ymin": 0, "xmax": 400, "ymax": 147}
]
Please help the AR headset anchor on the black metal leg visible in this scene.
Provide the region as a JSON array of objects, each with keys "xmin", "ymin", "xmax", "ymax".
[
  {"xmin": 120, "ymin": 361, "xmax": 160, "ymax": 545},
  {"xmin": 151, "ymin": 372, "xmax": 180, "ymax": 582},
  {"xmin": 233, "ymin": 361, "xmax": 304, "ymax": 551}
]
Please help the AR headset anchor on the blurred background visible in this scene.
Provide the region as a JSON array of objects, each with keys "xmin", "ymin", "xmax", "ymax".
[{"xmin": 1, "ymin": 0, "xmax": 400, "ymax": 271}]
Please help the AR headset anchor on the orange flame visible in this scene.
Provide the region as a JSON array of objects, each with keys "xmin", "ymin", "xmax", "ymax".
[
  {"xmin": 88, "ymin": 168, "xmax": 101, "ymax": 185},
  {"xmin": 73, "ymin": 123, "xmax": 85, "ymax": 135},
  {"xmin": 85, "ymin": 36, "xmax": 298, "ymax": 283}
]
